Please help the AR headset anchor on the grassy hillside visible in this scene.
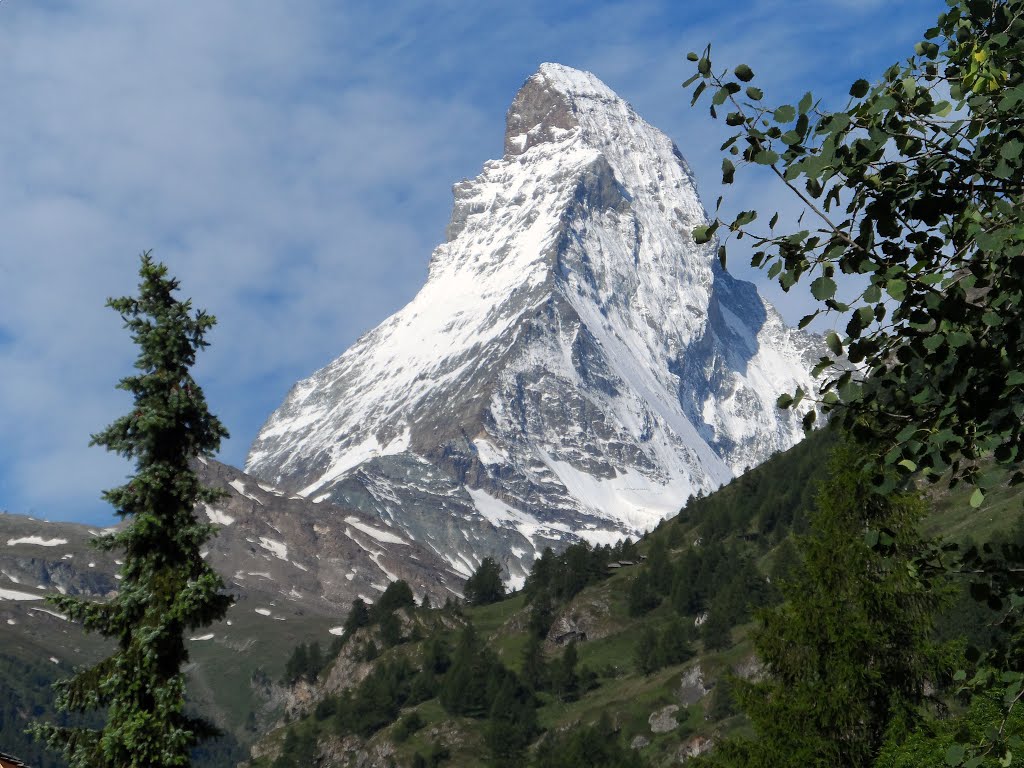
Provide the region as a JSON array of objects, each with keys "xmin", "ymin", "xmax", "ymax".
[{"xmin": 247, "ymin": 427, "xmax": 1024, "ymax": 768}]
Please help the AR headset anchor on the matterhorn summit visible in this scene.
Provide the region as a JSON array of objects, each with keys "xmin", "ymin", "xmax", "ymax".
[{"xmin": 246, "ymin": 63, "xmax": 820, "ymax": 584}]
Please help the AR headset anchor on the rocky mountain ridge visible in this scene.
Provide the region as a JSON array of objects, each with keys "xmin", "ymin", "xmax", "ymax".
[
  {"xmin": 246, "ymin": 63, "xmax": 821, "ymax": 583},
  {"xmin": 0, "ymin": 459, "xmax": 462, "ymax": 749}
]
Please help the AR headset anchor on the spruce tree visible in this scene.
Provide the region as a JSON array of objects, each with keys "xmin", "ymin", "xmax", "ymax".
[
  {"xmin": 464, "ymin": 556, "xmax": 506, "ymax": 605},
  {"xmin": 696, "ymin": 443, "xmax": 943, "ymax": 768},
  {"xmin": 520, "ymin": 634, "xmax": 548, "ymax": 692},
  {"xmin": 32, "ymin": 254, "xmax": 232, "ymax": 768},
  {"xmin": 342, "ymin": 597, "xmax": 370, "ymax": 638},
  {"xmin": 550, "ymin": 641, "xmax": 580, "ymax": 702}
]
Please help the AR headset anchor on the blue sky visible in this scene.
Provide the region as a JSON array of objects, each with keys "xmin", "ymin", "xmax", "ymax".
[{"xmin": 0, "ymin": 0, "xmax": 940, "ymax": 525}]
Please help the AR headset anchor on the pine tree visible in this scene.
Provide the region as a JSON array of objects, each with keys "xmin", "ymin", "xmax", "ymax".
[
  {"xmin": 464, "ymin": 557, "xmax": 506, "ymax": 605},
  {"xmin": 485, "ymin": 675, "xmax": 538, "ymax": 767},
  {"xmin": 372, "ymin": 579, "xmax": 415, "ymax": 619},
  {"xmin": 439, "ymin": 624, "xmax": 493, "ymax": 717},
  {"xmin": 550, "ymin": 641, "xmax": 580, "ymax": 702},
  {"xmin": 342, "ymin": 597, "xmax": 370, "ymax": 637},
  {"xmin": 520, "ymin": 633, "xmax": 548, "ymax": 692},
  {"xmin": 527, "ymin": 590, "xmax": 554, "ymax": 638},
  {"xmin": 697, "ymin": 443, "xmax": 943, "ymax": 768},
  {"xmin": 32, "ymin": 254, "xmax": 232, "ymax": 768},
  {"xmin": 283, "ymin": 643, "xmax": 310, "ymax": 685},
  {"xmin": 306, "ymin": 642, "xmax": 322, "ymax": 681},
  {"xmin": 635, "ymin": 625, "xmax": 659, "ymax": 675},
  {"xmin": 700, "ymin": 606, "xmax": 733, "ymax": 652}
]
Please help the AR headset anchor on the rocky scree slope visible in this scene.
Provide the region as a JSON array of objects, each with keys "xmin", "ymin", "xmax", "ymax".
[
  {"xmin": 246, "ymin": 63, "xmax": 821, "ymax": 585},
  {"xmin": 0, "ymin": 459, "xmax": 461, "ymax": 742},
  {"xmin": 0, "ymin": 458, "xmax": 460, "ymax": 620}
]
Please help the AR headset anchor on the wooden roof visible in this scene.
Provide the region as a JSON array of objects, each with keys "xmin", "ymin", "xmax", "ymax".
[{"xmin": 0, "ymin": 752, "xmax": 32, "ymax": 768}]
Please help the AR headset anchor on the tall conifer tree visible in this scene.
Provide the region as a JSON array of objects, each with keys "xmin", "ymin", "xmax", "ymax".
[{"xmin": 33, "ymin": 253, "xmax": 232, "ymax": 767}]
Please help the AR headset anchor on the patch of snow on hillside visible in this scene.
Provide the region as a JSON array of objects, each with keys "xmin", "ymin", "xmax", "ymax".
[
  {"xmin": 344, "ymin": 517, "xmax": 407, "ymax": 545},
  {"xmin": 204, "ymin": 505, "xmax": 235, "ymax": 525},
  {"xmin": 369, "ymin": 551, "xmax": 399, "ymax": 582},
  {"xmin": 473, "ymin": 438, "xmax": 508, "ymax": 466},
  {"xmin": 540, "ymin": 456, "xmax": 686, "ymax": 533},
  {"xmin": 578, "ymin": 528, "xmax": 627, "ymax": 546},
  {"xmin": 229, "ymin": 479, "xmax": 263, "ymax": 504},
  {"xmin": 299, "ymin": 429, "xmax": 411, "ymax": 497},
  {"xmin": 6, "ymin": 536, "xmax": 68, "ymax": 547},
  {"xmin": 254, "ymin": 608, "xmax": 271, "ymax": 616},
  {"xmin": 0, "ymin": 587, "xmax": 45, "ymax": 601},
  {"xmin": 258, "ymin": 537, "xmax": 288, "ymax": 560},
  {"xmin": 329, "ymin": 626, "xmax": 345, "ymax": 636},
  {"xmin": 190, "ymin": 633, "xmax": 214, "ymax": 641},
  {"xmin": 29, "ymin": 607, "xmax": 67, "ymax": 621}
]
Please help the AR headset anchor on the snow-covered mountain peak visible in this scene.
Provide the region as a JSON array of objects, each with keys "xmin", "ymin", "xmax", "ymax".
[
  {"xmin": 503, "ymin": 63, "xmax": 614, "ymax": 154},
  {"xmin": 247, "ymin": 64, "xmax": 821, "ymax": 582}
]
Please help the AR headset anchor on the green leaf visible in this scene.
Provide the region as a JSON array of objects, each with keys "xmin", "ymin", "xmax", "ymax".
[
  {"xmin": 734, "ymin": 64, "xmax": 754, "ymax": 82},
  {"xmin": 746, "ymin": 86, "xmax": 763, "ymax": 101},
  {"xmin": 886, "ymin": 279, "xmax": 908, "ymax": 301},
  {"xmin": 798, "ymin": 91, "xmax": 813, "ymax": 114},
  {"xmin": 774, "ymin": 105, "xmax": 795, "ymax": 122},
  {"xmin": 826, "ymin": 332, "xmax": 842, "ymax": 356},
  {"xmin": 899, "ymin": 459, "xmax": 917, "ymax": 472},
  {"xmin": 970, "ymin": 488, "xmax": 985, "ymax": 508},
  {"xmin": 799, "ymin": 311, "xmax": 818, "ymax": 329},
  {"xmin": 945, "ymin": 744, "xmax": 965, "ymax": 766},
  {"xmin": 698, "ymin": 57, "xmax": 711, "ymax": 76},
  {"xmin": 810, "ymin": 276, "xmax": 837, "ymax": 300},
  {"xmin": 1000, "ymin": 140, "xmax": 1023, "ymax": 161},
  {"xmin": 686, "ymin": 52, "xmax": 699, "ymax": 62},
  {"xmin": 690, "ymin": 81, "xmax": 707, "ymax": 106},
  {"xmin": 850, "ymin": 79, "xmax": 870, "ymax": 98},
  {"xmin": 692, "ymin": 225, "xmax": 712, "ymax": 244},
  {"xmin": 947, "ymin": 331, "xmax": 971, "ymax": 348},
  {"xmin": 754, "ymin": 150, "xmax": 779, "ymax": 165},
  {"xmin": 776, "ymin": 393, "xmax": 794, "ymax": 409},
  {"xmin": 721, "ymin": 158, "xmax": 735, "ymax": 184}
]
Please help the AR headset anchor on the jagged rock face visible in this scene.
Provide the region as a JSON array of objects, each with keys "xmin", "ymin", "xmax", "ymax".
[{"xmin": 246, "ymin": 63, "xmax": 820, "ymax": 584}]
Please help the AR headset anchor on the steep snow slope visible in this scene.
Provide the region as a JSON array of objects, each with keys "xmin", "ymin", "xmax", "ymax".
[{"xmin": 247, "ymin": 63, "xmax": 820, "ymax": 582}]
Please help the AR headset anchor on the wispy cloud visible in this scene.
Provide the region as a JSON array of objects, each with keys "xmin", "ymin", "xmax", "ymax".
[{"xmin": 0, "ymin": 0, "xmax": 939, "ymax": 523}]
